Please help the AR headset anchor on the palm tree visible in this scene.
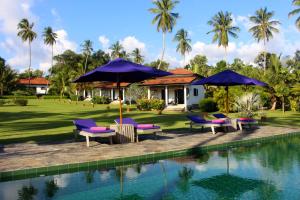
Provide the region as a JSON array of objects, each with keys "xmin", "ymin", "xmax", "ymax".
[
  {"xmin": 110, "ymin": 41, "xmax": 124, "ymax": 59},
  {"xmin": 149, "ymin": 0, "xmax": 179, "ymax": 69},
  {"xmin": 207, "ymin": 11, "xmax": 240, "ymax": 63},
  {"xmin": 17, "ymin": 18, "xmax": 37, "ymax": 87},
  {"xmin": 131, "ymin": 48, "xmax": 144, "ymax": 64},
  {"xmin": 289, "ymin": 0, "xmax": 300, "ymax": 30},
  {"xmin": 173, "ymin": 28, "xmax": 192, "ymax": 66},
  {"xmin": 43, "ymin": 27, "xmax": 57, "ymax": 70},
  {"xmin": 81, "ymin": 40, "xmax": 93, "ymax": 73},
  {"xmin": 249, "ymin": 8, "xmax": 280, "ymax": 72}
]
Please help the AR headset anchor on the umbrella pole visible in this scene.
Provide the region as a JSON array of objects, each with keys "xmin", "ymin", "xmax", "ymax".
[
  {"xmin": 225, "ymin": 86, "xmax": 229, "ymax": 116},
  {"xmin": 117, "ymin": 81, "xmax": 123, "ymax": 125}
]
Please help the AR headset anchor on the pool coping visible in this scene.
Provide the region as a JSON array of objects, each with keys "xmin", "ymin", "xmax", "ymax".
[{"xmin": 1, "ymin": 131, "xmax": 300, "ymax": 182}]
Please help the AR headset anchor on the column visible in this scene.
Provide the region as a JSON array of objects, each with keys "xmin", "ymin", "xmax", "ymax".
[
  {"xmin": 111, "ymin": 89, "xmax": 114, "ymax": 100},
  {"xmin": 184, "ymin": 85, "xmax": 187, "ymax": 111},
  {"xmin": 122, "ymin": 88, "xmax": 125, "ymax": 102},
  {"xmin": 147, "ymin": 87, "xmax": 151, "ymax": 99},
  {"xmin": 91, "ymin": 90, "xmax": 94, "ymax": 98},
  {"xmin": 165, "ymin": 86, "xmax": 168, "ymax": 106},
  {"xmin": 75, "ymin": 90, "xmax": 78, "ymax": 96},
  {"xmin": 99, "ymin": 89, "xmax": 102, "ymax": 97}
]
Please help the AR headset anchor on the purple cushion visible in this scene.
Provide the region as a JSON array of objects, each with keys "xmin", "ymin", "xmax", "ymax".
[
  {"xmin": 136, "ymin": 125, "xmax": 160, "ymax": 130},
  {"xmin": 237, "ymin": 119, "xmax": 256, "ymax": 123},
  {"xmin": 81, "ymin": 128, "xmax": 114, "ymax": 134},
  {"xmin": 187, "ymin": 115, "xmax": 207, "ymax": 123},
  {"xmin": 115, "ymin": 118, "xmax": 138, "ymax": 127},
  {"xmin": 90, "ymin": 126, "xmax": 108, "ymax": 131},
  {"xmin": 74, "ymin": 119, "xmax": 97, "ymax": 130},
  {"xmin": 137, "ymin": 124, "xmax": 154, "ymax": 128},
  {"xmin": 213, "ymin": 113, "xmax": 227, "ymax": 119}
]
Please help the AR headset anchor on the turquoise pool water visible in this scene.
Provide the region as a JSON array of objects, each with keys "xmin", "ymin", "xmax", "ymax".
[{"xmin": 1, "ymin": 136, "xmax": 300, "ymax": 200}]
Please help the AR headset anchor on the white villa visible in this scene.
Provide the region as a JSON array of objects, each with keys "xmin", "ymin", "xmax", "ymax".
[
  {"xmin": 18, "ymin": 77, "xmax": 49, "ymax": 94},
  {"xmin": 141, "ymin": 68, "xmax": 205, "ymax": 111}
]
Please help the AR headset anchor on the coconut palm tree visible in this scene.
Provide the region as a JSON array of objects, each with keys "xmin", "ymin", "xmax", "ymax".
[
  {"xmin": 110, "ymin": 41, "xmax": 124, "ymax": 59},
  {"xmin": 43, "ymin": 27, "xmax": 57, "ymax": 69},
  {"xmin": 207, "ymin": 11, "xmax": 240, "ymax": 64},
  {"xmin": 249, "ymin": 8, "xmax": 280, "ymax": 72},
  {"xmin": 173, "ymin": 28, "xmax": 192, "ymax": 66},
  {"xmin": 289, "ymin": 0, "xmax": 300, "ymax": 30},
  {"xmin": 149, "ymin": 0, "xmax": 179, "ymax": 69},
  {"xmin": 131, "ymin": 48, "xmax": 144, "ymax": 64},
  {"xmin": 17, "ymin": 18, "xmax": 37, "ymax": 87},
  {"xmin": 81, "ymin": 40, "xmax": 93, "ymax": 73}
]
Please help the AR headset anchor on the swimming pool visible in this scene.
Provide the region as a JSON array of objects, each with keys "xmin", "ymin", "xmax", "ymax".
[{"xmin": 1, "ymin": 136, "xmax": 300, "ymax": 200}]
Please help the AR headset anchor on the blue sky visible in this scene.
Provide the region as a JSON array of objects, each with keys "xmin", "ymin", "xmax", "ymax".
[{"xmin": 0, "ymin": 0, "xmax": 299, "ymax": 72}]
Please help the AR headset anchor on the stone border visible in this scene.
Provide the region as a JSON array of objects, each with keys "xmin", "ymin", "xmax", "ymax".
[{"xmin": 1, "ymin": 131, "xmax": 300, "ymax": 182}]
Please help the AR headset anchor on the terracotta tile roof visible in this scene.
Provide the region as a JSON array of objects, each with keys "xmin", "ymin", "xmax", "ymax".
[
  {"xmin": 18, "ymin": 77, "xmax": 49, "ymax": 85},
  {"xmin": 142, "ymin": 68, "xmax": 200, "ymax": 86},
  {"xmin": 169, "ymin": 68, "xmax": 194, "ymax": 75}
]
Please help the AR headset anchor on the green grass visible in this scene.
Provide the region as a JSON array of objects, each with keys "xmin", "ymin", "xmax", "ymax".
[{"xmin": 0, "ymin": 99, "xmax": 299, "ymax": 144}]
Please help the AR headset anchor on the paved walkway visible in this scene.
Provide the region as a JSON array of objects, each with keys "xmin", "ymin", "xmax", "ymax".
[{"xmin": 0, "ymin": 126, "xmax": 299, "ymax": 172}]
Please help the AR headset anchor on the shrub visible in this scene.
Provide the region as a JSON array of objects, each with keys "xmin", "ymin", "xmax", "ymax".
[
  {"xmin": 136, "ymin": 99, "xmax": 152, "ymax": 111},
  {"xmin": 150, "ymin": 99, "xmax": 165, "ymax": 111},
  {"xmin": 69, "ymin": 95, "xmax": 79, "ymax": 101},
  {"xmin": 136, "ymin": 99, "xmax": 165, "ymax": 111},
  {"xmin": 14, "ymin": 99, "xmax": 28, "ymax": 106},
  {"xmin": 0, "ymin": 99, "xmax": 6, "ymax": 106},
  {"xmin": 198, "ymin": 98, "xmax": 218, "ymax": 112},
  {"xmin": 92, "ymin": 96, "xmax": 111, "ymax": 104}
]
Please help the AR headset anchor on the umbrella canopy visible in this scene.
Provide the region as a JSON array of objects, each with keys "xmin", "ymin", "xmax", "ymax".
[
  {"xmin": 74, "ymin": 58, "xmax": 172, "ymax": 124},
  {"xmin": 74, "ymin": 58, "xmax": 171, "ymax": 83},
  {"xmin": 192, "ymin": 70, "xmax": 267, "ymax": 114},
  {"xmin": 192, "ymin": 69, "xmax": 267, "ymax": 86},
  {"xmin": 193, "ymin": 174, "xmax": 268, "ymax": 199}
]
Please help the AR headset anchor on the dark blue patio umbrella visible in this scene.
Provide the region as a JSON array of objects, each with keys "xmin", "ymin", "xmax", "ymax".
[
  {"xmin": 74, "ymin": 58, "xmax": 172, "ymax": 124},
  {"xmin": 192, "ymin": 70, "xmax": 267, "ymax": 115}
]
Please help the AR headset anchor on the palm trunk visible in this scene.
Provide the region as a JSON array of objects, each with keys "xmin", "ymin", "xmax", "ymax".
[
  {"xmin": 270, "ymin": 94, "xmax": 277, "ymax": 111},
  {"xmin": 0, "ymin": 84, "xmax": 3, "ymax": 96},
  {"xmin": 224, "ymin": 47, "xmax": 227, "ymax": 68},
  {"xmin": 84, "ymin": 55, "xmax": 89, "ymax": 73},
  {"xmin": 183, "ymin": 54, "xmax": 186, "ymax": 67},
  {"xmin": 263, "ymin": 40, "xmax": 266, "ymax": 74},
  {"xmin": 29, "ymin": 41, "xmax": 31, "ymax": 88},
  {"xmin": 158, "ymin": 32, "xmax": 166, "ymax": 70}
]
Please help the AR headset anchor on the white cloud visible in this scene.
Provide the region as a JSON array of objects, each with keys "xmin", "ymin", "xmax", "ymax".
[
  {"xmin": 0, "ymin": 1, "xmax": 77, "ymax": 73},
  {"xmin": 120, "ymin": 36, "xmax": 146, "ymax": 53},
  {"xmin": 98, "ymin": 35, "xmax": 110, "ymax": 49}
]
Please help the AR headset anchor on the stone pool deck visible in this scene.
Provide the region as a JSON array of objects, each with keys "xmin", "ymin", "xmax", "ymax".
[{"xmin": 1, "ymin": 126, "xmax": 300, "ymax": 172}]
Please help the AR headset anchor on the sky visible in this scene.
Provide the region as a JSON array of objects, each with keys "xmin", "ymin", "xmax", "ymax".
[{"xmin": 0, "ymin": 0, "xmax": 299, "ymax": 72}]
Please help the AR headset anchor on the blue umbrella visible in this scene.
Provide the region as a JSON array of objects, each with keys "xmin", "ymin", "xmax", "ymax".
[
  {"xmin": 74, "ymin": 58, "xmax": 172, "ymax": 124},
  {"xmin": 192, "ymin": 70, "xmax": 267, "ymax": 115}
]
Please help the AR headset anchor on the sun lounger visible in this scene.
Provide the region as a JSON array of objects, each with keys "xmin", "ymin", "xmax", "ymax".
[
  {"xmin": 186, "ymin": 115, "xmax": 232, "ymax": 134},
  {"xmin": 73, "ymin": 119, "xmax": 116, "ymax": 147},
  {"xmin": 213, "ymin": 113, "xmax": 258, "ymax": 130},
  {"xmin": 115, "ymin": 118, "xmax": 162, "ymax": 142}
]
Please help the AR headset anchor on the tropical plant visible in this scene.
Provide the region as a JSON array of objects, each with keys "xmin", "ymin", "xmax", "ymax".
[
  {"xmin": 110, "ymin": 41, "xmax": 124, "ymax": 59},
  {"xmin": 173, "ymin": 28, "xmax": 192, "ymax": 65},
  {"xmin": 198, "ymin": 98, "xmax": 218, "ymax": 112},
  {"xmin": 274, "ymin": 83, "xmax": 290, "ymax": 113},
  {"xmin": 289, "ymin": 0, "xmax": 300, "ymax": 30},
  {"xmin": 17, "ymin": 18, "xmax": 37, "ymax": 86},
  {"xmin": 190, "ymin": 55, "xmax": 210, "ymax": 77},
  {"xmin": 149, "ymin": 0, "xmax": 179, "ymax": 69},
  {"xmin": 131, "ymin": 48, "xmax": 144, "ymax": 64},
  {"xmin": 207, "ymin": 11, "xmax": 240, "ymax": 62},
  {"xmin": 0, "ymin": 57, "xmax": 17, "ymax": 96},
  {"xmin": 43, "ymin": 27, "xmax": 57, "ymax": 69},
  {"xmin": 146, "ymin": 59, "xmax": 169, "ymax": 71},
  {"xmin": 249, "ymin": 8, "xmax": 280, "ymax": 72},
  {"xmin": 81, "ymin": 40, "xmax": 93, "ymax": 73},
  {"xmin": 234, "ymin": 93, "xmax": 261, "ymax": 117}
]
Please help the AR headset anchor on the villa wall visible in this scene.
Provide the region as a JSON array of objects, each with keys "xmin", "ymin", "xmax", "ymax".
[{"xmin": 187, "ymin": 85, "xmax": 205, "ymax": 105}]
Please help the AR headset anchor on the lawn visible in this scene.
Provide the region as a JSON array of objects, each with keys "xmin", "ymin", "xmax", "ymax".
[{"xmin": 0, "ymin": 99, "xmax": 299, "ymax": 144}]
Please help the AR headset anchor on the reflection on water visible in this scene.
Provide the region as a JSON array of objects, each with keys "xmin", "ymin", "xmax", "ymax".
[{"xmin": 2, "ymin": 137, "xmax": 300, "ymax": 199}]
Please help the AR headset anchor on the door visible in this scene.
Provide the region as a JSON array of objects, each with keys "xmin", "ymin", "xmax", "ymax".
[{"xmin": 175, "ymin": 89, "xmax": 184, "ymax": 104}]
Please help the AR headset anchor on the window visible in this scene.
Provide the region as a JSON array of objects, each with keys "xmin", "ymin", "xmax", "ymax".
[
  {"xmin": 193, "ymin": 88, "xmax": 198, "ymax": 96},
  {"xmin": 41, "ymin": 87, "xmax": 46, "ymax": 90}
]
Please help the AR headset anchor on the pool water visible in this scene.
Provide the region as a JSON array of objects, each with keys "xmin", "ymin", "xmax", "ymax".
[{"xmin": 1, "ymin": 136, "xmax": 300, "ymax": 200}]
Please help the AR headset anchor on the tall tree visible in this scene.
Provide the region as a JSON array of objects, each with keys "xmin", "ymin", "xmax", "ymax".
[
  {"xmin": 17, "ymin": 18, "xmax": 37, "ymax": 87},
  {"xmin": 131, "ymin": 48, "xmax": 144, "ymax": 64},
  {"xmin": 0, "ymin": 57, "xmax": 17, "ymax": 96},
  {"xmin": 249, "ymin": 8, "xmax": 280, "ymax": 72},
  {"xmin": 173, "ymin": 28, "xmax": 192, "ymax": 66},
  {"xmin": 207, "ymin": 11, "xmax": 240, "ymax": 63},
  {"xmin": 110, "ymin": 41, "xmax": 124, "ymax": 59},
  {"xmin": 43, "ymin": 27, "xmax": 57, "ymax": 70},
  {"xmin": 289, "ymin": 0, "xmax": 300, "ymax": 30},
  {"xmin": 81, "ymin": 40, "xmax": 93, "ymax": 73},
  {"xmin": 149, "ymin": 0, "xmax": 179, "ymax": 69}
]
